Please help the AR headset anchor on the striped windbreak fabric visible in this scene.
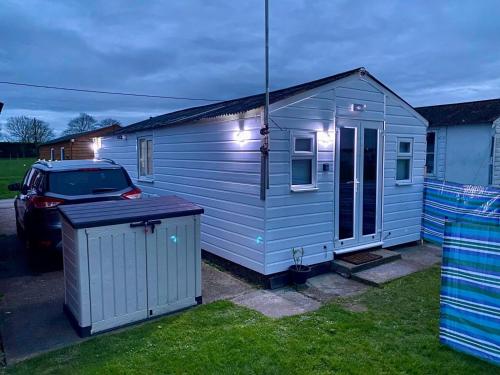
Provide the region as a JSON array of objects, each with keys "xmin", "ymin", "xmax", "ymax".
[
  {"xmin": 422, "ymin": 179, "xmax": 500, "ymax": 245},
  {"xmin": 440, "ymin": 220, "xmax": 500, "ymax": 365}
]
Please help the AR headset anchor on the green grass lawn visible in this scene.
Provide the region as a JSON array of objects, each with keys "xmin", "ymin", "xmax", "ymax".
[
  {"xmin": 0, "ymin": 158, "xmax": 35, "ymax": 199},
  {"xmin": 6, "ymin": 267, "xmax": 496, "ymax": 374}
]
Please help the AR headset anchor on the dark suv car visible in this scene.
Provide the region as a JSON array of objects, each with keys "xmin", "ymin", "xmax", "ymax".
[{"xmin": 9, "ymin": 159, "xmax": 141, "ymax": 252}]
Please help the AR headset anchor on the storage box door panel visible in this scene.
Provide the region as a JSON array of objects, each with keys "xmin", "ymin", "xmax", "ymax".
[
  {"xmin": 147, "ymin": 217, "xmax": 197, "ymax": 316},
  {"xmin": 86, "ymin": 224, "xmax": 148, "ymax": 333}
]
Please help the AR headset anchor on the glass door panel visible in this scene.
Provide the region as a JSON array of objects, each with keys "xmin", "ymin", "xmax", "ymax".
[
  {"xmin": 362, "ymin": 128, "xmax": 378, "ymax": 236},
  {"xmin": 338, "ymin": 127, "xmax": 356, "ymax": 240}
]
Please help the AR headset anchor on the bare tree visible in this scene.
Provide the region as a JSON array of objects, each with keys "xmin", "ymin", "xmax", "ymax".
[
  {"xmin": 63, "ymin": 113, "xmax": 97, "ymax": 135},
  {"xmin": 6, "ymin": 116, "xmax": 54, "ymax": 144},
  {"xmin": 98, "ymin": 118, "xmax": 121, "ymax": 128}
]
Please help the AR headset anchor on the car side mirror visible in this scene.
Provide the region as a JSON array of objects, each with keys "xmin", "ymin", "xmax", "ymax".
[{"xmin": 8, "ymin": 182, "xmax": 21, "ymax": 191}]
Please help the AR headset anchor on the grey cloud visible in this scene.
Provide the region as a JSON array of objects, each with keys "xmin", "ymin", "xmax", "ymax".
[{"xmin": 1, "ymin": 0, "xmax": 499, "ymax": 135}]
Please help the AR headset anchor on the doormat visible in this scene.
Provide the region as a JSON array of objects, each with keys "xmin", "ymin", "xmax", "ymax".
[{"xmin": 338, "ymin": 252, "xmax": 382, "ymax": 265}]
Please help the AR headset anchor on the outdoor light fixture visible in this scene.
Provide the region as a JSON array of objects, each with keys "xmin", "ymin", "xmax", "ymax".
[
  {"xmin": 255, "ymin": 235, "xmax": 263, "ymax": 245},
  {"xmin": 350, "ymin": 103, "xmax": 366, "ymax": 112},
  {"xmin": 170, "ymin": 235, "xmax": 177, "ymax": 243},
  {"xmin": 92, "ymin": 137, "xmax": 102, "ymax": 153},
  {"xmin": 235, "ymin": 130, "xmax": 250, "ymax": 145},
  {"xmin": 319, "ymin": 131, "xmax": 333, "ymax": 146}
]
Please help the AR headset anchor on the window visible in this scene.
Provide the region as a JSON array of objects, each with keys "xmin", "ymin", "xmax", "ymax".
[
  {"xmin": 396, "ymin": 138, "xmax": 413, "ymax": 183},
  {"xmin": 48, "ymin": 169, "xmax": 130, "ymax": 195},
  {"xmin": 50, "ymin": 148, "xmax": 55, "ymax": 161},
  {"xmin": 60, "ymin": 147, "xmax": 65, "ymax": 160},
  {"xmin": 426, "ymin": 132, "xmax": 436, "ymax": 175},
  {"xmin": 291, "ymin": 132, "xmax": 317, "ymax": 190},
  {"xmin": 138, "ymin": 137, "xmax": 153, "ymax": 179}
]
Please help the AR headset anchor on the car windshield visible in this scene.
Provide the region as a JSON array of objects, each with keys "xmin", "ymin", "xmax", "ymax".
[{"xmin": 48, "ymin": 168, "xmax": 129, "ymax": 196}]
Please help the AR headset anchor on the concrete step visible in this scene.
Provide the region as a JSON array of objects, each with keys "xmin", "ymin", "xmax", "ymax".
[
  {"xmin": 332, "ymin": 249, "xmax": 401, "ymax": 278},
  {"xmin": 351, "ymin": 259, "xmax": 427, "ymax": 287}
]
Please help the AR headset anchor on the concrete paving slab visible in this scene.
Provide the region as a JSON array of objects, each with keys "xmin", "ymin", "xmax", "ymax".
[
  {"xmin": 396, "ymin": 243, "xmax": 442, "ymax": 267},
  {"xmin": 231, "ymin": 288, "xmax": 321, "ymax": 318},
  {"xmin": 0, "ymin": 199, "xmax": 15, "ymax": 236},
  {"xmin": 302, "ymin": 273, "xmax": 370, "ymax": 302},
  {"xmin": 352, "ymin": 243, "xmax": 442, "ymax": 286},
  {"xmin": 0, "ymin": 271, "xmax": 82, "ymax": 364},
  {"xmin": 352, "ymin": 259, "xmax": 428, "ymax": 286}
]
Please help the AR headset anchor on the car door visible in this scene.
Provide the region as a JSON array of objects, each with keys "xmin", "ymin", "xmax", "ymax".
[{"xmin": 16, "ymin": 168, "xmax": 39, "ymax": 228}]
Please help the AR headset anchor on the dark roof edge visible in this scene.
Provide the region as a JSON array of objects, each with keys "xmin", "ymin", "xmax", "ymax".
[
  {"xmin": 415, "ymin": 97, "xmax": 500, "ymax": 110},
  {"xmin": 118, "ymin": 67, "xmax": 425, "ymax": 134},
  {"xmin": 428, "ymin": 122, "xmax": 493, "ymax": 128},
  {"xmin": 40, "ymin": 124, "xmax": 122, "ymax": 146}
]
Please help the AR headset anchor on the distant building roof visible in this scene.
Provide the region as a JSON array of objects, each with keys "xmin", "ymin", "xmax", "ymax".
[
  {"xmin": 41, "ymin": 124, "xmax": 121, "ymax": 146},
  {"xmin": 415, "ymin": 98, "xmax": 500, "ymax": 127},
  {"xmin": 118, "ymin": 67, "xmax": 417, "ymax": 134}
]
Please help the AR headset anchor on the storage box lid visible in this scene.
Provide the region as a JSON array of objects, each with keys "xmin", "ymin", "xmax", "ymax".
[{"xmin": 59, "ymin": 196, "xmax": 204, "ymax": 229}]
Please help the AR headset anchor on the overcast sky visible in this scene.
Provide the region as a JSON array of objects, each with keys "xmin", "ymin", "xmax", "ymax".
[{"xmin": 1, "ymin": 0, "xmax": 500, "ymax": 136}]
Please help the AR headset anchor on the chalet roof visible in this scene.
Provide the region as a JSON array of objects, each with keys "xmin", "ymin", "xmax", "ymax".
[
  {"xmin": 41, "ymin": 124, "xmax": 121, "ymax": 146},
  {"xmin": 415, "ymin": 98, "xmax": 500, "ymax": 127},
  {"xmin": 118, "ymin": 67, "xmax": 416, "ymax": 134}
]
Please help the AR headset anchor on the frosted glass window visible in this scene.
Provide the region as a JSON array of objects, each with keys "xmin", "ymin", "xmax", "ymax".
[
  {"xmin": 426, "ymin": 132, "xmax": 436, "ymax": 175},
  {"xmin": 399, "ymin": 142, "xmax": 411, "ymax": 154},
  {"xmin": 396, "ymin": 138, "xmax": 413, "ymax": 182},
  {"xmin": 291, "ymin": 132, "xmax": 317, "ymax": 189},
  {"xmin": 292, "ymin": 159, "xmax": 312, "ymax": 185},
  {"xmin": 138, "ymin": 138, "xmax": 153, "ymax": 178},
  {"xmin": 295, "ymin": 138, "xmax": 312, "ymax": 152}
]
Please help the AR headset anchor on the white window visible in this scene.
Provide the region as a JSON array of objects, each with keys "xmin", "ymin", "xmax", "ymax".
[
  {"xmin": 60, "ymin": 147, "xmax": 65, "ymax": 160},
  {"xmin": 425, "ymin": 132, "xmax": 436, "ymax": 176},
  {"xmin": 50, "ymin": 148, "xmax": 55, "ymax": 161},
  {"xmin": 138, "ymin": 137, "xmax": 153, "ymax": 179},
  {"xmin": 290, "ymin": 132, "xmax": 317, "ymax": 191},
  {"xmin": 396, "ymin": 138, "xmax": 413, "ymax": 183}
]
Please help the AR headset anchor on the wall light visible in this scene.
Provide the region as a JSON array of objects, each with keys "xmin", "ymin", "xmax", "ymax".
[
  {"xmin": 92, "ymin": 137, "xmax": 102, "ymax": 153},
  {"xmin": 170, "ymin": 235, "xmax": 177, "ymax": 243},
  {"xmin": 235, "ymin": 130, "xmax": 250, "ymax": 145},
  {"xmin": 319, "ymin": 131, "xmax": 333, "ymax": 147}
]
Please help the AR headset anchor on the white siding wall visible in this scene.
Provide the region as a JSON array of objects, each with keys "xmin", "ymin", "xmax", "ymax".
[
  {"xmin": 493, "ymin": 118, "xmax": 500, "ymax": 186},
  {"xmin": 99, "ymin": 117, "xmax": 266, "ymax": 274},
  {"xmin": 267, "ymin": 89, "xmax": 336, "ymax": 275},
  {"xmin": 383, "ymin": 96, "xmax": 426, "ymax": 246},
  {"xmin": 265, "ymin": 76, "xmax": 401, "ymax": 274}
]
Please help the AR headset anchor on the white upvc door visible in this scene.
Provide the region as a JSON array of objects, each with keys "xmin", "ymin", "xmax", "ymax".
[{"xmin": 334, "ymin": 119, "xmax": 383, "ymax": 252}]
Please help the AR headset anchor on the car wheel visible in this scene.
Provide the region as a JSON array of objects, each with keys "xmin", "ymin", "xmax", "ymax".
[{"xmin": 16, "ymin": 217, "xmax": 25, "ymax": 239}]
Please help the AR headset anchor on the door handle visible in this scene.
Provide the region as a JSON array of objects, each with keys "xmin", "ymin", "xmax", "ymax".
[{"xmin": 146, "ymin": 220, "xmax": 161, "ymax": 234}]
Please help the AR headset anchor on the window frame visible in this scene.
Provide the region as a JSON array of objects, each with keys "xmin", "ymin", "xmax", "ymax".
[
  {"xmin": 290, "ymin": 131, "xmax": 318, "ymax": 192},
  {"xmin": 137, "ymin": 136, "xmax": 154, "ymax": 181},
  {"xmin": 50, "ymin": 148, "xmax": 55, "ymax": 161},
  {"xmin": 396, "ymin": 137, "xmax": 414, "ymax": 184},
  {"xmin": 60, "ymin": 147, "xmax": 65, "ymax": 160},
  {"xmin": 425, "ymin": 131, "xmax": 437, "ymax": 176}
]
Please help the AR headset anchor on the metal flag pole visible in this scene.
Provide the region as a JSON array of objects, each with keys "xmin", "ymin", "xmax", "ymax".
[{"xmin": 260, "ymin": 0, "xmax": 270, "ymax": 200}]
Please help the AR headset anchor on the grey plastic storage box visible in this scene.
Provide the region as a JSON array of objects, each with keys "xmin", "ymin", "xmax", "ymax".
[{"xmin": 59, "ymin": 196, "xmax": 204, "ymax": 337}]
